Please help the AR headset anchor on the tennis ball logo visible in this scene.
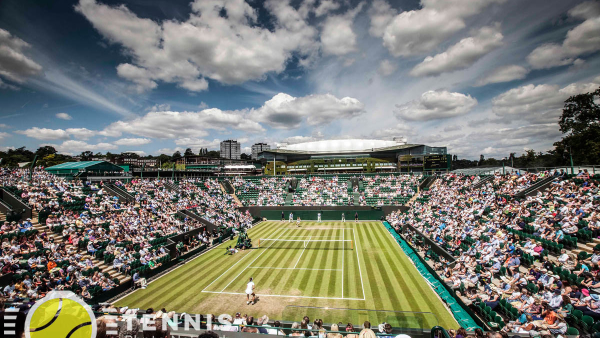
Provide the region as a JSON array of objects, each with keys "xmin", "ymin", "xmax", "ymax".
[{"xmin": 25, "ymin": 291, "xmax": 97, "ymax": 338}]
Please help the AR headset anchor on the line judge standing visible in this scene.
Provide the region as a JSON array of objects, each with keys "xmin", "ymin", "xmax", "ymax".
[{"xmin": 246, "ymin": 277, "xmax": 256, "ymax": 305}]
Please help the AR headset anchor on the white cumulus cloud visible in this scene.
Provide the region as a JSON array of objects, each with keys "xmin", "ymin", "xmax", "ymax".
[
  {"xmin": 16, "ymin": 128, "xmax": 70, "ymax": 140},
  {"xmin": 527, "ymin": 1, "xmax": 600, "ymax": 69},
  {"xmin": 378, "ymin": 0, "xmax": 505, "ymax": 57},
  {"xmin": 56, "ymin": 113, "xmax": 72, "ymax": 120},
  {"xmin": 492, "ymin": 80, "xmax": 600, "ymax": 123},
  {"xmin": 0, "ymin": 28, "xmax": 42, "ymax": 84},
  {"xmin": 410, "ymin": 25, "xmax": 504, "ymax": 77},
  {"xmin": 250, "ymin": 93, "xmax": 365, "ymax": 129},
  {"xmin": 102, "ymin": 108, "xmax": 264, "ymax": 139},
  {"xmin": 114, "ymin": 138, "xmax": 152, "ymax": 146},
  {"xmin": 44, "ymin": 140, "xmax": 117, "ymax": 155},
  {"xmin": 16, "ymin": 127, "xmax": 96, "ymax": 140},
  {"xmin": 76, "ymin": 0, "xmax": 318, "ymax": 92},
  {"xmin": 475, "ymin": 65, "xmax": 529, "ymax": 86},
  {"xmin": 321, "ymin": 2, "xmax": 365, "ymax": 56},
  {"xmin": 395, "ymin": 90, "xmax": 478, "ymax": 121}
]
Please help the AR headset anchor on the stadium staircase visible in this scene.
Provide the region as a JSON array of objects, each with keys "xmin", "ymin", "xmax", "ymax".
[
  {"xmin": 178, "ymin": 209, "xmax": 219, "ymax": 233},
  {"xmin": 285, "ymin": 193, "xmax": 293, "ymax": 205},
  {"xmin": 469, "ymin": 175, "xmax": 493, "ymax": 190},
  {"xmin": 222, "ymin": 180, "xmax": 235, "ymax": 194},
  {"xmin": 0, "ymin": 187, "xmax": 32, "ymax": 221},
  {"xmin": 290, "ymin": 177, "xmax": 298, "ymax": 190},
  {"xmin": 30, "ymin": 210, "xmax": 130, "ymax": 285},
  {"xmin": 514, "ymin": 175, "xmax": 555, "ymax": 198},
  {"xmin": 104, "ymin": 184, "xmax": 135, "ymax": 203},
  {"xmin": 418, "ymin": 176, "xmax": 438, "ymax": 191},
  {"xmin": 408, "ymin": 193, "xmax": 419, "ymax": 204},
  {"xmin": 349, "ymin": 177, "xmax": 359, "ymax": 190},
  {"xmin": 220, "ymin": 181, "xmax": 243, "ymax": 206},
  {"xmin": 163, "ymin": 181, "xmax": 179, "ymax": 192},
  {"xmin": 0, "ymin": 199, "xmax": 13, "ymax": 221}
]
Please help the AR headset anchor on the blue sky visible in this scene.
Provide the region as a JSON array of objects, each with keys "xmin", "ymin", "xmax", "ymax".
[{"xmin": 0, "ymin": 0, "xmax": 599, "ymax": 159}]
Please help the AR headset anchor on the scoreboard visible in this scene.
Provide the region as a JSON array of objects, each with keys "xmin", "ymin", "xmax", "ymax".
[{"xmin": 424, "ymin": 155, "xmax": 449, "ymax": 170}]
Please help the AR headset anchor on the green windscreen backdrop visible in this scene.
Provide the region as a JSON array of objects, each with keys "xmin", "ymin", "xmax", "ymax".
[{"xmin": 259, "ymin": 209, "xmax": 384, "ymax": 220}]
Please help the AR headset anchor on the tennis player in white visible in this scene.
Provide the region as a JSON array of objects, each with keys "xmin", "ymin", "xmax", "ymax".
[{"xmin": 246, "ymin": 277, "xmax": 256, "ymax": 305}]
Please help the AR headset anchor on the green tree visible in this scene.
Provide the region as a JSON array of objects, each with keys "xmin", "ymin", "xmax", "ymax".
[
  {"xmin": 554, "ymin": 87, "xmax": 600, "ymax": 164},
  {"xmin": 206, "ymin": 150, "xmax": 220, "ymax": 158},
  {"xmin": 156, "ymin": 154, "xmax": 170, "ymax": 166},
  {"xmin": 35, "ymin": 146, "xmax": 57, "ymax": 158},
  {"xmin": 184, "ymin": 148, "xmax": 194, "ymax": 157},
  {"xmin": 80, "ymin": 151, "xmax": 94, "ymax": 161}
]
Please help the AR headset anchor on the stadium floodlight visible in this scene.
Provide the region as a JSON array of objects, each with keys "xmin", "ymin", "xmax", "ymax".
[{"xmin": 257, "ymin": 238, "xmax": 353, "ymax": 250}]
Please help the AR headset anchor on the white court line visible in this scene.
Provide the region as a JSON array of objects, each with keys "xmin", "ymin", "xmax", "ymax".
[
  {"xmin": 201, "ymin": 290, "xmax": 364, "ymax": 301},
  {"xmin": 282, "ymin": 228, "xmax": 355, "ymax": 230},
  {"xmin": 248, "ymin": 267, "xmax": 342, "ymax": 271},
  {"xmin": 341, "ymin": 228, "xmax": 344, "ymax": 298},
  {"xmin": 293, "ymin": 235, "xmax": 311, "ymax": 269},
  {"xmin": 281, "ymin": 235, "xmax": 344, "ymax": 238},
  {"xmin": 202, "ymin": 225, "xmax": 284, "ymax": 292},
  {"xmin": 353, "ymin": 225, "xmax": 366, "ymax": 300},
  {"xmin": 218, "ymin": 229, "xmax": 287, "ymax": 292},
  {"xmin": 201, "ymin": 245, "xmax": 255, "ymax": 292}
]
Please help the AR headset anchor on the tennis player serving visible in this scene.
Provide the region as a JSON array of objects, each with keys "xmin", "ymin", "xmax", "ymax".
[{"xmin": 246, "ymin": 277, "xmax": 256, "ymax": 305}]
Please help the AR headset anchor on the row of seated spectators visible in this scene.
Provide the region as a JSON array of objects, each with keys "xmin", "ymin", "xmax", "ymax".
[
  {"xmin": 231, "ymin": 176, "xmax": 291, "ymax": 206},
  {"xmin": 491, "ymin": 171, "xmax": 553, "ymax": 198},
  {"xmin": 0, "ymin": 169, "xmax": 252, "ymax": 302},
  {"xmin": 177, "ymin": 178, "xmax": 254, "ymax": 229},
  {"xmin": 387, "ymin": 170, "xmax": 600, "ymax": 336},
  {"xmin": 231, "ymin": 174, "xmax": 423, "ymax": 207},
  {"xmin": 292, "ymin": 176, "xmax": 350, "ymax": 206},
  {"xmin": 358, "ymin": 174, "xmax": 419, "ymax": 206}
]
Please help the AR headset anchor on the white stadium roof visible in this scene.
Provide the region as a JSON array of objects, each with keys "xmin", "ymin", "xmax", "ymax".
[{"xmin": 278, "ymin": 139, "xmax": 406, "ymax": 153}]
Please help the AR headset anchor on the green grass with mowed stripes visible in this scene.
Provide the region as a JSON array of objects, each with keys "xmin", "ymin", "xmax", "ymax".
[{"xmin": 115, "ymin": 221, "xmax": 457, "ymax": 329}]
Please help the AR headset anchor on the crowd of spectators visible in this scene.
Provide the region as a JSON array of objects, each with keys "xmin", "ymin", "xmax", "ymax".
[
  {"xmin": 177, "ymin": 178, "xmax": 254, "ymax": 229},
  {"xmin": 0, "ymin": 169, "xmax": 253, "ymax": 302},
  {"xmin": 232, "ymin": 177, "xmax": 291, "ymax": 206},
  {"xmin": 387, "ymin": 170, "xmax": 600, "ymax": 336},
  {"xmin": 292, "ymin": 176, "xmax": 350, "ymax": 206},
  {"xmin": 359, "ymin": 175, "xmax": 419, "ymax": 206}
]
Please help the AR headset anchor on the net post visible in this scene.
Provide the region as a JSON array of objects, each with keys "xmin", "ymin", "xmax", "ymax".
[
  {"xmin": 258, "ymin": 239, "xmax": 260, "ymax": 248},
  {"xmin": 351, "ymin": 240, "xmax": 354, "ymax": 250}
]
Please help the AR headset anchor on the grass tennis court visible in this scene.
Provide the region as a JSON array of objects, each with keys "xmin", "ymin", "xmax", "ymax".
[{"xmin": 115, "ymin": 221, "xmax": 457, "ymax": 329}]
